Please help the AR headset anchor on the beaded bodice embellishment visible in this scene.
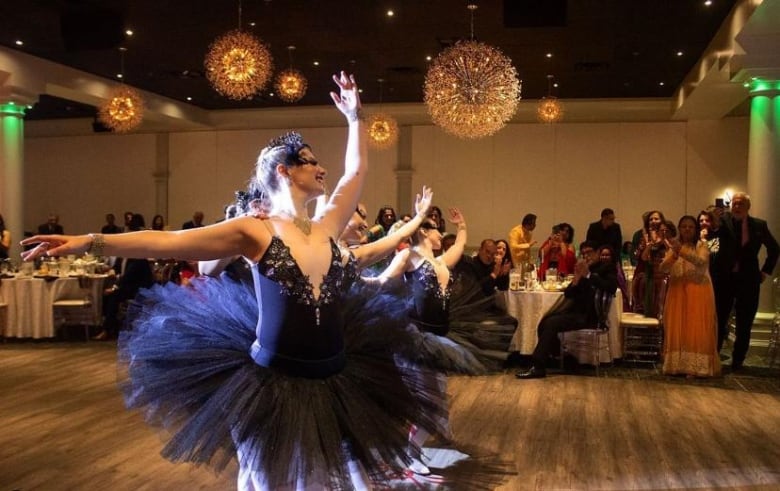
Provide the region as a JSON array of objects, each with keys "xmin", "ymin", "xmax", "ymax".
[
  {"xmin": 258, "ymin": 236, "xmax": 344, "ymax": 325},
  {"xmin": 410, "ymin": 260, "xmax": 452, "ymax": 310}
]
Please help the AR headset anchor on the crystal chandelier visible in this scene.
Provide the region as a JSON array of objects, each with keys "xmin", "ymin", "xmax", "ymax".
[
  {"xmin": 537, "ymin": 75, "xmax": 564, "ymax": 123},
  {"xmin": 274, "ymin": 46, "xmax": 307, "ymax": 103},
  {"xmin": 204, "ymin": 0, "xmax": 274, "ymax": 100},
  {"xmin": 423, "ymin": 4, "xmax": 521, "ymax": 139},
  {"xmin": 367, "ymin": 79, "xmax": 399, "ymax": 150},
  {"xmin": 98, "ymin": 48, "xmax": 144, "ymax": 133}
]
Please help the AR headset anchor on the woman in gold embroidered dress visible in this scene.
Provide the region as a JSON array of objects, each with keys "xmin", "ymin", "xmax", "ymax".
[{"xmin": 660, "ymin": 215, "xmax": 721, "ymax": 377}]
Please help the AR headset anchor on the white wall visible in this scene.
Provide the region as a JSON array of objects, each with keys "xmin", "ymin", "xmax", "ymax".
[{"xmin": 22, "ymin": 116, "xmax": 749, "ymax": 250}]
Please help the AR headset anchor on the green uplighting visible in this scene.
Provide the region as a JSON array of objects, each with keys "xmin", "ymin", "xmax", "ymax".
[
  {"xmin": 748, "ymin": 79, "xmax": 780, "ymax": 94},
  {"xmin": 0, "ymin": 103, "xmax": 26, "ymax": 116}
]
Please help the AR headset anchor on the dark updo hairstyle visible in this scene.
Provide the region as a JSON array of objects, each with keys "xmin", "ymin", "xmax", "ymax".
[{"xmin": 253, "ymin": 131, "xmax": 312, "ymax": 196}]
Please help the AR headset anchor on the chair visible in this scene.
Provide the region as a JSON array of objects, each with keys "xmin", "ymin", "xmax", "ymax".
[
  {"xmin": 560, "ymin": 289, "xmax": 615, "ymax": 376},
  {"xmin": 766, "ymin": 277, "xmax": 780, "ymax": 368},
  {"xmin": 52, "ymin": 298, "xmax": 100, "ymax": 341},
  {"xmin": 621, "ymin": 277, "xmax": 668, "ymax": 365}
]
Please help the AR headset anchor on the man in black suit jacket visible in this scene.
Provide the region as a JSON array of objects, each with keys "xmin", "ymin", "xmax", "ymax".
[
  {"xmin": 720, "ymin": 192, "xmax": 779, "ymax": 370},
  {"xmin": 516, "ymin": 241, "xmax": 618, "ymax": 379},
  {"xmin": 37, "ymin": 214, "xmax": 64, "ymax": 235},
  {"xmin": 182, "ymin": 211, "xmax": 205, "ymax": 229},
  {"xmin": 586, "ymin": 208, "xmax": 623, "ymax": 255}
]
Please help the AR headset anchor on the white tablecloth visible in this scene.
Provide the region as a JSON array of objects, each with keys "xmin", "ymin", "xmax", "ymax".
[
  {"xmin": 504, "ymin": 289, "xmax": 623, "ymax": 363},
  {"xmin": 0, "ymin": 275, "xmax": 106, "ymax": 338}
]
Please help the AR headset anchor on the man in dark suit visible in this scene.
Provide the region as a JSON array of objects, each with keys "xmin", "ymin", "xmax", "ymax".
[
  {"xmin": 516, "ymin": 240, "xmax": 618, "ymax": 379},
  {"xmin": 586, "ymin": 208, "xmax": 622, "ymax": 255},
  {"xmin": 37, "ymin": 214, "xmax": 64, "ymax": 235},
  {"xmin": 720, "ymin": 192, "xmax": 779, "ymax": 370},
  {"xmin": 182, "ymin": 211, "xmax": 205, "ymax": 229}
]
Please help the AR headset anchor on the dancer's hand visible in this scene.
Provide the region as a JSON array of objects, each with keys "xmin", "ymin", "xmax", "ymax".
[
  {"xmin": 330, "ymin": 71, "xmax": 362, "ymax": 123},
  {"xmin": 20, "ymin": 234, "xmax": 91, "ymax": 261}
]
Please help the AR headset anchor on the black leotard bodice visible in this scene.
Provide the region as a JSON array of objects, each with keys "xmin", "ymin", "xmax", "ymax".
[
  {"xmin": 404, "ymin": 260, "xmax": 453, "ymax": 336},
  {"xmin": 250, "ymin": 236, "xmax": 355, "ymax": 378}
]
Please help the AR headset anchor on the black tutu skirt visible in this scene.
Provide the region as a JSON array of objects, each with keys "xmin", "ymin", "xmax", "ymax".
[
  {"xmin": 354, "ymin": 276, "xmax": 516, "ymax": 376},
  {"xmin": 118, "ymin": 274, "xmax": 449, "ymax": 490}
]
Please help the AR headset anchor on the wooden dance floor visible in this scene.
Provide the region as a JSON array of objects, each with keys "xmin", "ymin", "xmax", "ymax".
[{"xmin": 2, "ymin": 342, "xmax": 780, "ymax": 490}]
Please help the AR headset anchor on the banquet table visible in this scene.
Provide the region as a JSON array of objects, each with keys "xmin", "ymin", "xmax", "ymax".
[
  {"xmin": 503, "ymin": 288, "xmax": 623, "ymax": 364},
  {"xmin": 0, "ymin": 274, "xmax": 107, "ymax": 338}
]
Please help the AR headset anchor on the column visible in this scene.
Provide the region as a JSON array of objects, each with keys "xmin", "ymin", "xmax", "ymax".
[
  {"xmin": 746, "ymin": 81, "xmax": 780, "ymax": 312},
  {"xmin": 395, "ymin": 126, "xmax": 413, "ymax": 214},
  {"xmin": 0, "ymin": 102, "xmax": 26, "ymax": 262},
  {"xmin": 153, "ymin": 133, "xmax": 170, "ymax": 221}
]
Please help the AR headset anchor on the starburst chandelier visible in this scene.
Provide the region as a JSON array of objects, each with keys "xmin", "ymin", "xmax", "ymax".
[
  {"xmin": 204, "ymin": 0, "xmax": 274, "ymax": 100},
  {"xmin": 98, "ymin": 47, "xmax": 144, "ymax": 133},
  {"xmin": 537, "ymin": 75, "xmax": 564, "ymax": 123},
  {"xmin": 423, "ymin": 4, "xmax": 521, "ymax": 139},
  {"xmin": 367, "ymin": 79, "xmax": 399, "ymax": 150},
  {"xmin": 275, "ymin": 46, "xmax": 307, "ymax": 103}
]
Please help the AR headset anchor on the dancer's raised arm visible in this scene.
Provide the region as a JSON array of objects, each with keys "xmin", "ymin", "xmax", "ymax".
[{"xmin": 317, "ymin": 71, "xmax": 367, "ymax": 237}]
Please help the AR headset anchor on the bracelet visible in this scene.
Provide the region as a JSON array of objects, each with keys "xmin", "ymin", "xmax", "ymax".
[{"xmin": 87, "ymin": 233, "xmax": 105, "ymax": 256}]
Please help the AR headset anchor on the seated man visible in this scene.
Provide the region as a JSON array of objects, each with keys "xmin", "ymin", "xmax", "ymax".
[
  {"xmin": 455, "ymin": 238, "xmax": 510, "ymax": 297},
  {"xmin": 515, "ymin": 240, "xmax": 617, "ymax": 379}
]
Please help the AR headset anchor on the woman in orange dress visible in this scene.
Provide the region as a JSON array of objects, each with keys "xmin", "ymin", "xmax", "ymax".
[{"xmin": 660, "ymin": 215, "xmax": 721, "ymax": 377}]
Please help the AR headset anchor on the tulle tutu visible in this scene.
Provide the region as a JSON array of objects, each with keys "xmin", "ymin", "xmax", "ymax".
[
  {"xmin": 118, "ymin": 274, "xmax": 449, "ymax": 490},
  {"xmin": 353, "ymin": 275, "xmax": 517, "ymax": 375}
]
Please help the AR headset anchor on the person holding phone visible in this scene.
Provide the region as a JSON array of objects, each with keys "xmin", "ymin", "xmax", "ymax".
[{"xmin": 634, "ymin": 210, "xmax": 669, "ymax": 317}]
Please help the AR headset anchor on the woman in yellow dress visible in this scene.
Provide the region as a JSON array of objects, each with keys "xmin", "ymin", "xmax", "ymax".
[{"xmin": 660, "ymin": 215, "xmax": 721, "ymax": 377}]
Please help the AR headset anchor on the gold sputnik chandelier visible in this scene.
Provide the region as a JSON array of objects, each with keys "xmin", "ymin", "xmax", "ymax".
[
  {"xmin": 537, "ymin": 75, "xmax": 564, "ymax": 123},
  {"xmin": 275, "ymin": 46, "xmax": 308, "ymax": 103},
  {"xmin": 204, "ymin": 0, "xmax": 274, "ymax": 100},
  {"xmin": 98, "ymin": 47, "xmax": 144, "ymax": 133},
  {"xmin": 423, "ymin": 4, "xmax": 521, "ymax": 139},
  {"xmin": 367, "ymin": 79, "xmax": 399, "ymax": 150}
]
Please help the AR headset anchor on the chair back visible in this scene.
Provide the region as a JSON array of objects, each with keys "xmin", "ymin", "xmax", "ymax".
[{"xmin": 594, "ymin": 289, "xmax": 614, "ymax": 330}]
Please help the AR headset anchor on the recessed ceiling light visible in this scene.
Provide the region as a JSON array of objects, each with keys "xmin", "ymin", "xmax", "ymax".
[
  {"xmin": 659, "ymin": 82, "xmax": 665, "ymax": 86},
  {"xmin": 676, "ymin": 51, "xmax": 683, "ymax": 57},
  {"xmin": 553, "ymin": 83, "xmax": 559, "ymax": 88},
  {"xmin": 15, "ymin": 40, "xmax": 23, "ymax": 46},
  {"xmin": 546, "ymin": 53, "xmax": 553, "ymax": 58},
  {"xmin": 425, "ymin": 55, "xmax": 432, "ymax": 61},
  {"xmin": 358, "ymin": 89, "xmax": 363, "ymax": 93},
  {"xmin": 313, "ymin": 61, "xmax": 319, "ymax": 66},
  {"xmin": 116, "ymin": 74, "xmax": 123, "ymax": 79},
  {"xmin": 186, "ymin": 96, "xmax": 192, "ymax": 101},
  {"xmin": 125, "ymin": 29, "xmax": 133, "ymax": 36},
  {"xmin": 387, "ymin": 10, "xmax": 394, "ymax": 17},
  {"xmin": 704, "ymin": 0, "xmax": 712, "ymax": 6},
  {"xmin": 249, "ymin": 22, "xmax": 256, "ymax": 27}
]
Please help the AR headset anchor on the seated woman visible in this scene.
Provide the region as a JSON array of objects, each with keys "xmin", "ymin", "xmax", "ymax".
[
  {"xmin": 494, "ymin": 239, "xmax": 514, "ymax": 291},
  {"xmin": 538, "ymin": 227, "xmax": 576, "ymax": 280}
]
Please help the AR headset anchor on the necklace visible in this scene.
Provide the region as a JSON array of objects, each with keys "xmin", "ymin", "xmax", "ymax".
[{"xmin": 282, "ymin": 212, "xmax": 312, "ymax": 235}]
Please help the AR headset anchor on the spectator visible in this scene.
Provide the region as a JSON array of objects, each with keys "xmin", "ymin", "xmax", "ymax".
[
  {"xmin": 182, "ymin": 211, "xmax": 205, "ymax": 229},
  {"xmin": 38, "ymin": 214, "xmax": 64, "ymax": 235},
  {"xmin": 101, "ymin": 213, "xmax": 122, "ymax": 234}
]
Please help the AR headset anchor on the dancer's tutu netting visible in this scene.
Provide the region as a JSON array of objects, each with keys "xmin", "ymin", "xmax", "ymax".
[{"xmin": 118, "ymin": 275, "xmax": 449, "ymax": 489}]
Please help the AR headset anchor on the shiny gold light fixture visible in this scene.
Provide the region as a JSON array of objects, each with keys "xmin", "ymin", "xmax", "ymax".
[
  {"xmin": 537, "ymin": 75, "xmax": 564, "ymax": 123},
  {"xmin": 274, "ymin": 46, "xmax": 307, "ymax": 103},
  {"xmin": 423, "ymin": 4, "xmax": 521, "ymax": 139},
  {"xmin": 98, "ymin": 47, "xmax": 144, "ymax": 133},
  {"xmin": 204, "ymin": 0, "xmax": 273, "ymax": 100},
  {"xmin": 367, "ymin": 79, "xmax": 399, "ymax": 150}
]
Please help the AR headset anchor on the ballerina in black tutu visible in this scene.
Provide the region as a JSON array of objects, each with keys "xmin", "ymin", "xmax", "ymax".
[{"xmin": 21, "ymin": 71, "xmax": 448, "ymax": 491}]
